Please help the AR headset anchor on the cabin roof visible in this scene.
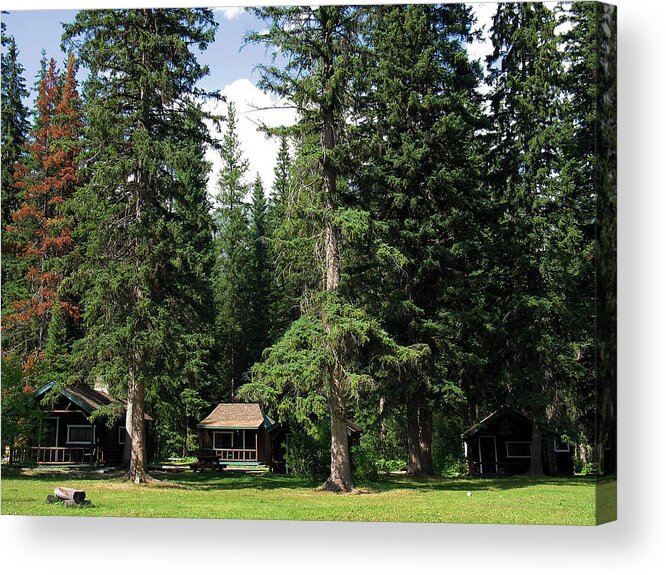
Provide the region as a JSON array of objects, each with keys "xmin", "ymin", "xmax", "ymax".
[
  {"xmin": 35, "ymin": 382, "xmax": 153, "ymax": 420},
  {"xmin": 460, "ymin": 408, "xmax": 531, "ymax": 439},
  {"xmin": 198, "ymin": 403, "xmax": 272, "ymax": 430}
]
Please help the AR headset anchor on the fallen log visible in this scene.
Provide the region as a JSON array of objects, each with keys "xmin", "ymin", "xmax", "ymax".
[
  {"xmin": 46, "ymin": 494, "xmax": 59, "ymax": 504},
  {"xmin": 54, "ymin": 487, "xmax": 86, "ymax": 504},
  {"xmin": 63, "ymin": 500, "xmax": 79, "ymax": 508}
]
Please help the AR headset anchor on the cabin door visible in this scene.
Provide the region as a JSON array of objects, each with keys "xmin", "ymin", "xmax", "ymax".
[{"xmin": 478, "ymin": 436, "xmax": 498, "ymax": 474}]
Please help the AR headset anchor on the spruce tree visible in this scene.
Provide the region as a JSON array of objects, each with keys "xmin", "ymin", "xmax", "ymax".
[
  {"xmin": 357, "ymin": 3, "xmax": 486, "ymax": 475},
  {"xmin": 240, "ymin": 6, "xmax": 368, "ymax": 491},
  {"xmin": 1, "ymin": 24, "xmax": 29, "ymax": 224},
  {"xmin": 214, "ymin": 101, "xmax": 252, "ymax": 398},
  {"xmin": 486, "ymin": 2, "xmax": 589, "ymax": 475},
  {"xmin": 3, "ymin": 56, "xmax": 81, "ymax": 380},
  {"xmin": 1, "ymin": 23, "xmax": 30, "ymax": 316},
  {"xmin": 247, "ymin": 173, "xmax": 271, "ymax": 363},
  {"xmin": 62, "ymin": 8, "xmax": 218, "ymax": 482}
]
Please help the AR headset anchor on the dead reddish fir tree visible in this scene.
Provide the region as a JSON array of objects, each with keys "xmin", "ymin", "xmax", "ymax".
[{"xmin": 4, "ymin": 55, "xmax": 81, "ymax": 377}]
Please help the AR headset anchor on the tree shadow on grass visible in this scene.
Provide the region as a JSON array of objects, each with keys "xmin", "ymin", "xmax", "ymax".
[
  {"xmin": 361, "ymin": 474, "xmax": 595, "ymax": 494},
  {"xmin": 2, "ymin": 465, "xmax": 597, "ymax": 494}
]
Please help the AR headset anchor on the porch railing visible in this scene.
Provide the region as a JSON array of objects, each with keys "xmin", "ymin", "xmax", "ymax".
[
  {"xmin": 10, "ymin": 446, "xmax": 103, "ymax": 465},
  {"xmin": 197, "ymin": 448, "xmax": 258, "ymax": 462},
  {"xmin": 471, "ymin": 461, "xmax": 530, "ymax": 475}
]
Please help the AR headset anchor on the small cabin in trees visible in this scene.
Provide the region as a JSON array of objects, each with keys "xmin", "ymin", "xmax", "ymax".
[
  {"xmin": 8, "ymin": 381, "xmax": 153, "ymax": 467},
  {"xmin": 461, "ymin": 408, "xmax": 574, "ymax": 476},
  {"xmin": 196, "ymin": 403, "xmax": 286, "ymax": 471},
  {"xmin": 196, "ymin": 403, "xmax": 362, "ymax": 473}
]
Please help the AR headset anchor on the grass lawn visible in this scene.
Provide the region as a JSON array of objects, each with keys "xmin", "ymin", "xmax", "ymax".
[{"xmin": 0, "ymin": 468, "xmax": 602, "ymax": 525}]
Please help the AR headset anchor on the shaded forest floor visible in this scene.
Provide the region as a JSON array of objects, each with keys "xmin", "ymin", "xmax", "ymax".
[{"xmin": 0, "ymin": 467, "xmax": 607, "ymax": 525}]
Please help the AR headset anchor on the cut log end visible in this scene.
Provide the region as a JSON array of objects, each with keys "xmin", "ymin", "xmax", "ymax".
[{"xmin": 54, "ymin": 487, "xmax": 86, "ymax": 504}]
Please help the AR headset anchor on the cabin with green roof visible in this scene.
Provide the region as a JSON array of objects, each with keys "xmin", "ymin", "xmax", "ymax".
[{"xmin": 9, "ymin": 382, "xmax": 153, "ymax": 467}]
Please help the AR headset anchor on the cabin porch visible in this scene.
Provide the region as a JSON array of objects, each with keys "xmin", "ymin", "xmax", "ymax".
[{"xmin": 9, "ymin": 445, "xmax": 104, "ymax": 465}]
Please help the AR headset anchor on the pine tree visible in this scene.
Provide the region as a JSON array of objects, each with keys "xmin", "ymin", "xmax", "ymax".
[
  {"xmin": 247, "ymin": 173, "xmax": 271, "ymax": 363},
  {"xmin": 62, "ymin": 8, "xmax": 218, "ymax": 482},
  {"xmin": 241, "ymin": 6, "xmax": 368, "ymax": 491},
  {"xmin": 214, "ymin": 101, "xmax": 252, "ymax": 398},
  {"xmin": 3, "ymin": 56, "xmax": 81, "ymax": 379},
  {"xmin": 486, "ymin": 2, "xmax": 589, "ymax": 475},
  {"xmin": 1, "ymin": 23, "xmax": 30, "ymax": 314},
  {"xmin": 1, "ymin": 24, "xmax": 29, "ymax": 225},
  {"xmin": 356, "ymin": 3, "xmax": 486, "ymax": 475},
  {"xmin": 560, "ymin": 1, "xmax": 616, "ymax": 473}
]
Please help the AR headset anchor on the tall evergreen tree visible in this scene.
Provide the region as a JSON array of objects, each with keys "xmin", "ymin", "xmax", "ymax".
[
  {"xmin": 62, "ymin": 8, "xmax": 218, "ymax": 482},
  {"xmin": 560, "ymin": 1, "xmax": 616, "ymax": 472},
  {"xmin": 3, "ymin": 56, "xmax": 81, "ymax": 379},
  {"xmin": 486, "ymin": 2, "xmax": 590, "ymax": 475},
  {"xmin": 240, "ymin": 6, "xmax": 428, "ymax": 492},
  {"xmin": 214, "ymin": 101, "xmax": 252, "ymax": 398},
  {"xmin": 241, "ymin": 6, "xmax": 369, "ymax": 491},
  {"xmin": 356, "ymin": 3, "xmax": 486, "ymax": 475},
  {"xmin": 1, "ymin": 22, "xmax": 30, "ymax": 313},
  {"xmin": 247, "ymin": 173, "xmax": 271, "ymax": 363},
  {"xmin": 1, "ymin": 23, "xmax": 29, "ymax": 225}
]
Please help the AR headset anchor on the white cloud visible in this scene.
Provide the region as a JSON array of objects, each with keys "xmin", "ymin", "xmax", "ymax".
[
  {"xmin": 213, "ymin": 7, "xmax": 244, "ymax": 21},
  {"xmin": 204, "ymin": 78, "xmax": 297, "ymax": 203},
  {"xmin": 468, "ymin": 2, "xmax": 497, "ymax": 68}
]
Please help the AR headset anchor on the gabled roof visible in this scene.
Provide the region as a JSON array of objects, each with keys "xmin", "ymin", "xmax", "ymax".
[
  {"xmin": 460, "ymin": 408, "xmax": 531, "ymax": 439},
  {"xmin": 198, "ymin": 403, "xmax": 275, "ymax": 430},
  {"xmin": 35, "ymin": 381, "xmax": 152, "ymax": 420}
]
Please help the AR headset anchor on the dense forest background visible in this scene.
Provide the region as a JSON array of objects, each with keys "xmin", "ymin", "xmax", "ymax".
[{"xmin": 1, "ymin": 3, "xmax": 616, "ymax": 490}]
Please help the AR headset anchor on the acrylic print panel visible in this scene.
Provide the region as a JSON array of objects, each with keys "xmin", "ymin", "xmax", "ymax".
[{"xmin": 0, "ymin": 2, "xmax": 616, "ymax": 525}]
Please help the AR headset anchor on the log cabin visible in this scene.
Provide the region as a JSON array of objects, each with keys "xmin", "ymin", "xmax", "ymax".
[
  {"xmin": 461, "ymin": 408, "xmax": 575, "ymax": 476},
  {"xmin": 8, "ymin": 381, "xmax": 153, "ymax": 467}
]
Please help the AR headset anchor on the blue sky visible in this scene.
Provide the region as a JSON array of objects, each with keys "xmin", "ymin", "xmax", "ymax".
[
  {"xmin": 2, "ymin": 8, "xmax": 270, "ymax": 96},
  {"xmin": 2, "ymin": 6, "xmax": 296, "ymax": 192},
  {"xmin": 1, "ymin": 4, "xmax": 495, "ymax": 194}
]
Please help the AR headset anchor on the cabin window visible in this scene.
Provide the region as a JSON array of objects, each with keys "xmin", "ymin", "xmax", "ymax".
[
  {"xmin": 67, "ymin": 425, "xmax": 94, "ymax": 445},
  {"xmin": 505, "ymin": 441, "xmax": 531, "ymax": 458},
  {"xmin": 213, "ymin": 431, "xmax": 234, "ymax": 450},
  {"xmin": 118, "ymin": 426, "xmax": 126, "ymax": 445},
  {"xmin": 554, "ymin": 437, "xmax": 571, "ymax": 453}
]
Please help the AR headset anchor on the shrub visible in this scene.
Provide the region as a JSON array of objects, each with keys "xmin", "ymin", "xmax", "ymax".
[
  {"xmin": 284, "ymin": 432, "xmax": 329, "ymax": 480},
  {"xmin": 375, "ymin": 457, "xmax": 406, "ymax": 473},
  {"xmin": 351, "ymin": 444, "xmax": 378, "ymax": 480}
]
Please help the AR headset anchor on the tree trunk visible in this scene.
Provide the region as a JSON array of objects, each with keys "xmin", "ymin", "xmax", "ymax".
[
  {"xmin": 418, "ymin": 404, "xmax": 435, "ymax": 476},
  {"xmin": 122, "ymin": 401, "xmax": 132, "ymax": 468},
  {"xmin": 545, "ymin": 434, "xmax": 557, "ymax": 475},
  {"xmin": 323, "ymin": 365, "xmax": 354, "ymax": 492},
  {"xmin": 126, "ymin": 360, "xmax": 150, "ymax": 483},
  {"xmin": 54, "ymin": 487, "xmax": 86, "ymax": 503},
  {"xmin": 378, "ymin": 396, "xmax": 387, "ymax": 447},
  {"xmin": 526, "ymin": 415, "xmax": 544, "ymax": 476},
  {"xmin": 318, "ymin": 13, "xmax": 354, "ymax": 492},
  {"xmin": 406, "ymin": 394, "xmax": 423, "ymax": 475}
]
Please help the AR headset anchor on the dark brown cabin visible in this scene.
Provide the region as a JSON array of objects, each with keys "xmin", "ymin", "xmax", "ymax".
[
  {"xmin": 9, "ymin": 381, "xmax": 153, "ymax": 467},
  {"xmin": 196, "ymin": 403, "xmax": 286, "ymax": 471},
  {"xmin": 196, "ymin": 403, "xmax": 363, "ymax": 473},
  {"xmin": 461, "ymin": 408, "xmax": 574, "ymax": 476}
]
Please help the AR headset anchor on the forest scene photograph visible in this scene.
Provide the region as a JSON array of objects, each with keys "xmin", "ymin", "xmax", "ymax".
[{"xmin": 0, "ymin": 1, "xmax": 616, "ymax": 526}]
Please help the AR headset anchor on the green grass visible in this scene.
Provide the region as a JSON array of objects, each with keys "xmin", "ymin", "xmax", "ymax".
[{"xmin": 0, "ymin": 468, "xmax": 600, "ymax": 525}]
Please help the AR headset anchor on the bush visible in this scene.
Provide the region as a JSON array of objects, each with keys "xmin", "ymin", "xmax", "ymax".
[
  {"xmin": 351, "ymin": 444, "xmax": 378, "ymax": 480},
  {"xmin": 439, "ymin": 454, "xmax": 468, "ymax": 477},
  {"xmin": 284, "ymin": 432, "xmax": 329, "ymax": 481},
  {"xmin": 375, "ymin": 457, "xmax": 406, "ymax": 473}
]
